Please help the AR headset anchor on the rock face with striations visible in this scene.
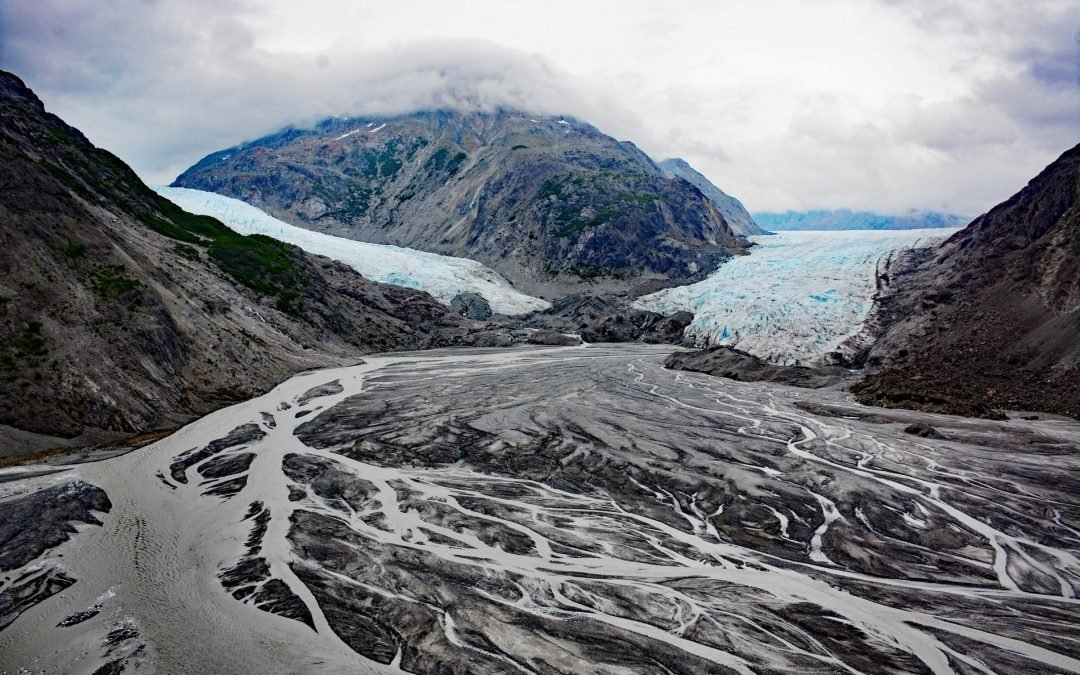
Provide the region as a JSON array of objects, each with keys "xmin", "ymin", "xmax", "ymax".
[
  {"xmin": 0, "ymin": 71, "xmax": 476, "ymax": 444},
  {"xmin": 172, "ymin": 111, "xmax": 748, "ymax": 297},
  {"xmin": 657, "ymin": 158, "xmax": 767, "ymax": 236},
  {"xmin": 853, "ymin": 144, "xmax": 1080, "ymax": 419}
]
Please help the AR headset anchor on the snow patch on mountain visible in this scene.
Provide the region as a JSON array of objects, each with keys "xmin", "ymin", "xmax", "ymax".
[
  {"xmin": 635, "ymin": 230, "xmax": 957, "ymax": 365},
  {"xmin": 155, "ymin": 187, "xmax": 551, "ymax": 316}
]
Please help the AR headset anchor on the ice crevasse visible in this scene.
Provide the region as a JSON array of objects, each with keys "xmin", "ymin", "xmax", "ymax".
[{"xmin": 635, "ymin": 229, "xmax": 957, "ymax": 365}]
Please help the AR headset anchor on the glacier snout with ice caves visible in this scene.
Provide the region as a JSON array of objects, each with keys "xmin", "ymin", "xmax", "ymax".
[
  {"xmin": 155, "ymin": 187, "xmax": 551, "ymax": 316},
  {"xmin": 636, "ymin": 229, "xmax": 957, "ymax": 365}
]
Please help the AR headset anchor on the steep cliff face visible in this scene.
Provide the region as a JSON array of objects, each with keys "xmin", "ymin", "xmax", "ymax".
[
  {"xmin": 172, "ymin": 111, "xmax": 747, "ymax": 296},
  {"xmin": 0, "ymin": 71, "xmax": 469, "ymax": 440},
  {"xmin": 657, "ymin": 158, "xmax": 766, "ymax": 236},
  {"xmin": 854, "ymin": 144, "xmax": 1080, "ymax": 419}
]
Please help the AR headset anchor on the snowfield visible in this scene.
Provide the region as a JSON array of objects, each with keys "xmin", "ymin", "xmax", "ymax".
[
  {"xmin": 635, "ymin": 229, "xmax": 957, "ymax": 365},
  {"xmin": 155, "ymin": 187, "xmax": 550, "ymax": 316}
]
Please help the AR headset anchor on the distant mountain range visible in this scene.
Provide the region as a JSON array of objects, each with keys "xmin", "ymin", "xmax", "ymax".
[
  {"xmin": 753, "ymin": 209, "xmax": 967, "ymax": 231},
  {"xmin": 172, "ymin": 111, "xmax": 748, "ymax": 297}
]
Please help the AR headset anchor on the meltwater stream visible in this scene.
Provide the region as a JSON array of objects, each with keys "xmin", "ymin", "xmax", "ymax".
[{"xmin": 1, "ymin": 345, "xmax": 1078, "ymax": 674}]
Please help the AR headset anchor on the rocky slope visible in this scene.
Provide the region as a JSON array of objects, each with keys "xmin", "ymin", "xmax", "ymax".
[
  {"xmin": 853, "ymin": 144, "xmax": 1080, "ymax": 418},
  {"xmin": 0, "ymin": 71, "xmax": 483, "ymax": 445},
  {"xmin": 657, "ymin": 158, "xmax": 767, "ymax": 236},
  {"xmin": 172, "ymin": 111, "xmax": 748, "ymax": 297},
  {"xmin": 754, "ymin": 209, "xmax": 965, "ymax": 231}
]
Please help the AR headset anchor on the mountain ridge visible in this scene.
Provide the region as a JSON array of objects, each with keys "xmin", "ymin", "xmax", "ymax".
[
  {"xmin": 657, "ymin": 158, "xmax": 767, "ymax": 236},
  {"xmin": 172, "ymin": 110, "xmax": 749, "ymax": 297}
]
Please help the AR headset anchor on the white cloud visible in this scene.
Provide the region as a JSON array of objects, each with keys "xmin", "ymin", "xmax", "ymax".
[{"xmin": 1, "ymin": 0, "xmax": 1076, "ymax": 216}]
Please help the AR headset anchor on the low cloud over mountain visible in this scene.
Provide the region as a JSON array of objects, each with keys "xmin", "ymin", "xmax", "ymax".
[{"xmin": 2, "ymin": 0, "xmax": 1076, "ymax": 216}]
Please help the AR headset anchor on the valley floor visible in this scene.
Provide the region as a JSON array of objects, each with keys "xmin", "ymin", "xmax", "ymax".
[{"xmin": 1, "ymin": 344, "xmax": 1078, "ymax": 674}]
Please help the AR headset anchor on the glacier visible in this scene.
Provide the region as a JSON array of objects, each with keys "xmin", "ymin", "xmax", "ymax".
[
  {"xmin": 635, "ymin": 229, "xmax": 957, "ymax": 365},
  {"xmin": 155, "ymin": 187, "xmax": 551, "ymax": 316}
]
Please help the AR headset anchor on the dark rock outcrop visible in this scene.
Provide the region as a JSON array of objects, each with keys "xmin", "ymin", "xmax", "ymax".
[
  {"xmin": 218, "ymin": 500, "xmax": 315, "ymax": 629},
  {"xmin": 0, "ymin": 569, "xmax": 75, "ymax": 631},
  {"xmin": 0, "ymin": 478, "xmax": 106, "ymax": 631},
  {"xmin": 666, "ymin": 346, "xmax": 853, "ymax": 388},
  {"xmin": 641, "ymin": 310, "xmax": 695, "ymax": 344},
  {"xmin": 584, "ymin": 310, "xmax": 674, "ymax": 343},
  {"xmin": 521, "ymin": 293, "xmax": 692, "ymax": 344},
  {"xmin": 525, "ymin": 330, "xmax": 581, "ymax": 346},
  {"xmin": 449, "ymin": 292, "xmax": 493, "ymax": 320},
  {"xmin": 853, "ymin": 144, "xmax": 1080, "ymax": 419},
  {"xmin": 172, "ymin": 111, "xmax": 748, "ymax": 297},
  {"xmin": 904, "ymin": 423, "xmax": 945, "ymax": 439}
]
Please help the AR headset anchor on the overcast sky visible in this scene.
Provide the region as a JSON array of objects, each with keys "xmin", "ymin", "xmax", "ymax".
[{"xmin": 2, "ymin": 0, "xmax": 1077, "ymax": 215}]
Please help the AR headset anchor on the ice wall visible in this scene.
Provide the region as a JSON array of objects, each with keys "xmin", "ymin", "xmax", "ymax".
[{"xmin": 635, "ymin": 230, "xmax": 955, "ymax": 365}]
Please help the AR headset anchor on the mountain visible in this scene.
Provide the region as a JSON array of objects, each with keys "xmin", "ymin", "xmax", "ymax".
[
  {"xmin": 853, "ymin": 144, "xmax": 1080, "ymax": 419},
  {"xmin": 172, "ymin": 111, "xmax": 748, "ymax": 297},
  {"xmin": 657, "ymin": 158, "xmax": 767, "ymax": 236},
  {"xmin": 0, "ymin": 71, "xmax": 482, "ymax": 444},
  {"xmin": 754, "ymin": 209, "xmax": 967, "ymax": 231}
]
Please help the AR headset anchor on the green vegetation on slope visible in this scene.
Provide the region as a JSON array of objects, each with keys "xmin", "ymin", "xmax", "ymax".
[
  {"xmin": 4, "ymin": 89, "xmax": 313, "ymax": 318},
  {"xmin": 46, "ymin": 113, "xmax": 310, "ymax": 316},
  {"xmin": 538, "ymin": 173, "xmax": 662, "ymax": 239},
  {"xmin": 0, "ymin": 319, "xmax": 47, "ymax": 374},
  {"xmin": 91, "ymin": 265, "xmax": 140, "ymax": 298},
  {"xmin": 426, "ymin": 146, "xmax": 468, "ymax": 175},
  {"xmin": 140, "ymin": 193, "xmax": 308, "ymax": 316}
]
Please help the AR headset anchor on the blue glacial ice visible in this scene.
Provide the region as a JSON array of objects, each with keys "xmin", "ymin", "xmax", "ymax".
[
  {"xmin": 155, "ymin": 187, "xmax": 551, "ymax": 316},
  {"xmin": 634, "ymin": 230, "xmax": 957, "ymax": 365}
]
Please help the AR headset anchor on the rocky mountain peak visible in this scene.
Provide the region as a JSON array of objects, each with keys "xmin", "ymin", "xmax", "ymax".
[{"xmin": 173, "ymin": 109, "xmax": 748, "ymax": 297}]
